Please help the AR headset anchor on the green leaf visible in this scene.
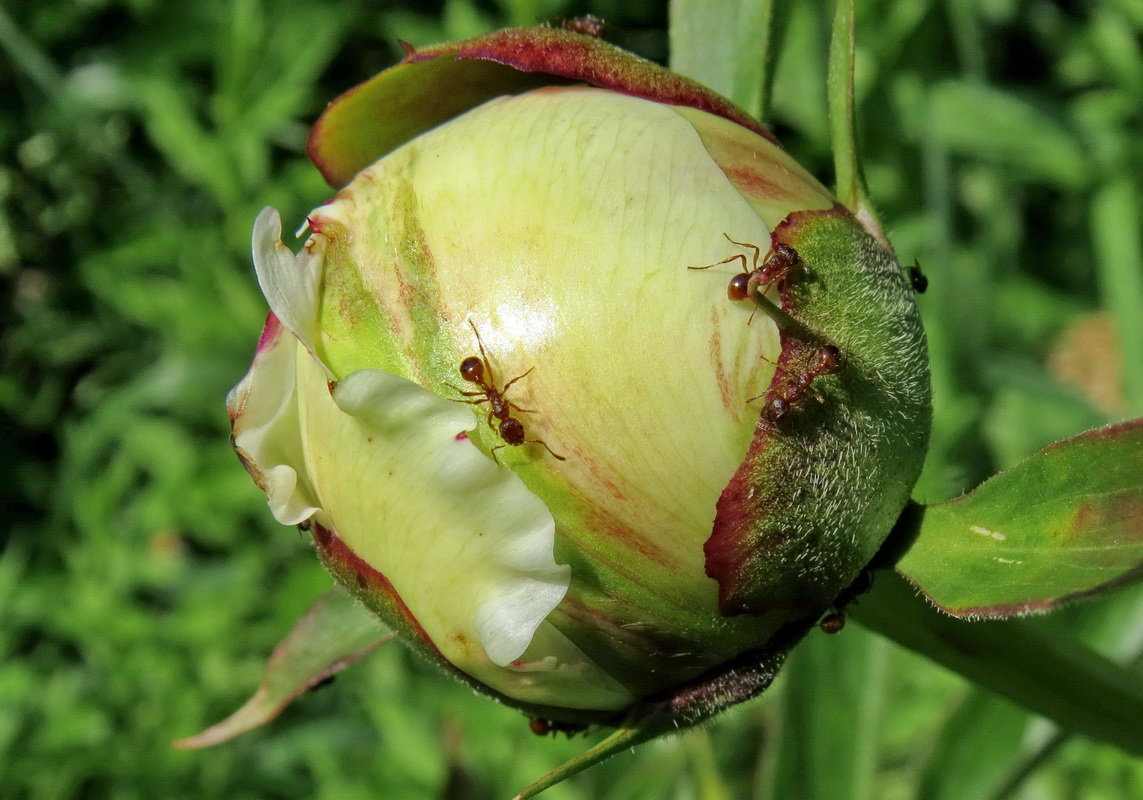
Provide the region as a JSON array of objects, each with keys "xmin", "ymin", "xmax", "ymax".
[
  {"xmin": 1092, "ymin": 176, "xmax": 1143, "ymax": 409},
  {"xmin": 928, "ymin": 80, "xmax": 1088, "ymax": 188},
  {"xmin": 668, "ymin": 0, "xmax": 772, "ymax": 118},
  {"xmin": 761, "ymin": 627, "xmax": 886, "ymax": 800},
  {"xmin": 172, "ymin": 586, "xmax": 392, "ymax": 748},
  {"xmin": 851, "ymin": 571, "xmax": 1143, "ymax": 756},
  {"xmin": 898, "ymin": 418, "xmax": 1143, "ymax": 616}
]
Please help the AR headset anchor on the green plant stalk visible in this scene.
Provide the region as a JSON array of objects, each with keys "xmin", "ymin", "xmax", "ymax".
[
  {"xmin": 826, "ymin": 0, "xmax": 892, "ymax": 253},
  {"xmin": 851, "ymin": 571, "xmax": 1143, "ymax": 755}
]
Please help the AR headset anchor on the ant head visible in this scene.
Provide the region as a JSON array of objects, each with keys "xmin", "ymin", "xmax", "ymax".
[
  {"xmin": 727, "ymin": 272, "xmax": 750, "ymax": 301},
  {"xmin": 759, "ymin": 243, "xmax": 798, "ymax": 281},
  {"xmin": 499, "ymin": 416, "xmax": 526, "ymax": 445},
  {"xmin": 770, "ymin": 243, "xmax": 799, "ymax": 266},
  {"xmin": 460, "ymin": 356, "xmax": 484, "ymax": 382},
  {"xmin": 767, "ymin": 396, "xmax": 789, "ymax": 420}
]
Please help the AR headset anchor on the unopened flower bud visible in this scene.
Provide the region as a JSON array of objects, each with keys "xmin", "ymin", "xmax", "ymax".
[{"xmin": 229, "ymin": 26, "xmax": 930, "ymax": 727}]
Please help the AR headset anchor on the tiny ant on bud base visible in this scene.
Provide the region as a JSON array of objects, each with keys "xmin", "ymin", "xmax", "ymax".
[
  {"xmin": 529, "ymin": 717, "xmax": 588, "ymax": 737},
  {"xmin": 818, "ymin": 612, "xmax": 846, "ymax": 634},
  {"xmin": 753, "ymin": 344, "xmax": 843, "ymax": 430},
  {"xmin": 818, "ymin": 568, "xmax": 875, "ymax": 634},
  {"xmin": 448, "ymin": 321, "xmax": 566, "ymax": 462}
]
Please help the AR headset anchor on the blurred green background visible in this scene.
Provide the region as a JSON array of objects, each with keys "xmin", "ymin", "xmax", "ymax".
[{"xmin": 2, "ymin": 0, "xmax": 1141, "ymax": 798}]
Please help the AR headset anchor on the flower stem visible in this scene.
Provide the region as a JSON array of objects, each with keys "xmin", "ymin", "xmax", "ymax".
[{"xmin": 852, "ymin": 570, "xmax": 1143, "ymax": 756}]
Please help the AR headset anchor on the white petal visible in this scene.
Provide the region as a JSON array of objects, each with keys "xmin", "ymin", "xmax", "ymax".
[
  {"xmin": 263, "ymin": 464, "xmax": 318, "ymax": 526},
  {"xmin": 328, "ymin": 368, "xmax": 570, "ymax": 667},
  {"xmin": 230, "ymin": 315, "xmax": 320, "ymax": 526},
  {"xmin": 251, "ymin": 207, "xmax": 322, "ymax": 356}
]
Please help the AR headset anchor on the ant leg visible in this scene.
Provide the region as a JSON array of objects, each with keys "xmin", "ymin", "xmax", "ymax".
[
  {"xmin": 446, "ymin": 394, "xmax": 490, "ymax": 407},
  {"xmin": 722, "ymin": 233, "xmax": 762, "ymax": 272},
  {"xmin": 528, "ymin": 439, "xmax": 567, "ymax": 461},
  {"xmin": 490, "ymin": 443, "xmax": 505, "ymax": 463},
  {"xmin": 509, "ymin": 402, "xmax": 537, "ymax": 414},
  {"xmin": 468, "ymin": 320, "xmax": 496, "ymax": 386},
  {"xmin": 501, "ymin": 366, "xmax": 535, "ymax": 393},
  {"xmin": 756, "ymin": 416, "xmax": 781, "ymax": 434},
  {"xmin": 688, "ymin": 253, "xmax": 747, "ymax": 272},
  {"xmin": 445, "ymin": 382, "xmax": 486, "ymax": 398}
]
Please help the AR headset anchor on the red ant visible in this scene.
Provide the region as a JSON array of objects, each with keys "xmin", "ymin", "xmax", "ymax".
[
  {"xmin": 818, "ymin": 568, "xmax": 874, "ymax": 634},
  {"xmin": 754, "ymin": 344, "xmax": 843, "ymax": 429},
  {"xmin": 449, "ymin": 321, "xmax": 566, "ymax": 462},
  {"xmin": 689, "ymin": 234, "xmax": 800, "ymax": 303},
  {"xmin": 818, "ymin": 612, "xmax": 846, "ymax": 634},
  {"xmin": 528, "ymin": 717, "xmax": 588, "ymax": 737}
]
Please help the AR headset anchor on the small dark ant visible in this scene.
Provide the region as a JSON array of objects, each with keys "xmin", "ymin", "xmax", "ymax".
[
  {"xmin": 529, "ymin": 717, "xmax": 588, "ymax": 737},
  {"xmin": 818, "ymin": 569, "xmax": 875, "ymax": 634},
  {"xmin": 689, "ymin": 234, "xmax": 800, "ymax": 303},
  {"xmin": 907, "ymin": 260, "xmax": 928, "ymax": 294},
  {"xmin": 559, "ymin": 15, "xmax": 606, "ymax": 37},
  {"xmin": 449, "ymin": 321, "xmax": 566, "ymax": 462},
  {"xmin": 755, "ymin": 344, "xmax": 843, "ymax": 428},
  {"xmin": 818, "ymin": 612, "xmax": 846, "ymax": 634}
]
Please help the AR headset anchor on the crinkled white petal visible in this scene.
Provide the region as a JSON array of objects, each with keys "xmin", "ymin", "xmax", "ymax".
[
  {"xmin": 252, "ymin": 207, "xmax": 323, "ymax": 357},
  {"xmin": 229, "ymin": 317, "xmax": 320, "ymax": 526},
  {"xmin": 324, "ymin": 367, "xmax": 571, "ymax": 668},
  {"xmin": 262, "ymin": 464, "xmax": 317, "ymax": 526}
]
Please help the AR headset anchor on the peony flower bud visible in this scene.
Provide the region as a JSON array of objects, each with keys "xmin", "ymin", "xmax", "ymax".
[{"xmin": 229, "ymin": 27, "xmax": 930, "ymax": 731}]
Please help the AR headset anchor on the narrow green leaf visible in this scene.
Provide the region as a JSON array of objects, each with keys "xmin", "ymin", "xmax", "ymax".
[
  {"xmin": 763, "ymin": 626, "xmax": 886, "ymax": 800},
  {"xmin": 686, "ymin": 728, "xmax": 735, "ymax": 800},
  {"xmin": 898, "ymin": 418, "xmax": 1143, "ymax": 616},
  {"xmin": 916, "ymin": 690, "xmax": 1030, "ymax": 800},
  {"xmin": 173, "ymin": 586, "xmax": 392, "ymax": 748},
  {"xmin": 851, "ymin": 571, "xmax": 1143, "ymax": 756},
  {"xmin": 928, "ymin": 80, "xmax": 1088, "ymax": 188},
  {"xmin": 668, "ymin": 0, "xmax": 772, "ymax": 118}
]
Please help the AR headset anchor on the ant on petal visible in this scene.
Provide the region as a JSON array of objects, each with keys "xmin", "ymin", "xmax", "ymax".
[
  {"xmin": 449, "ymin": 321, "xmax": 566, "ymax": 462},
  {"xmin": 689, "ymin": 234, "xmax": 801, "ymax": 304}
]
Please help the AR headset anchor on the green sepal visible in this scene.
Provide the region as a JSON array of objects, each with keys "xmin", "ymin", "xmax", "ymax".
[
  {"xmin": 510, "ymin": 625, "xmax": 804, "ymax": 798},
  {"xmin": 897, "ymin": 418, "xmax": 1143, "ymax": 616},
  {"xmin": 307, "ymin": 25, "xmax": 776, "ymax": 188},
  {"xmin": 706, "ymin": 207, "xmax": 931, "ymax": 616}
]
